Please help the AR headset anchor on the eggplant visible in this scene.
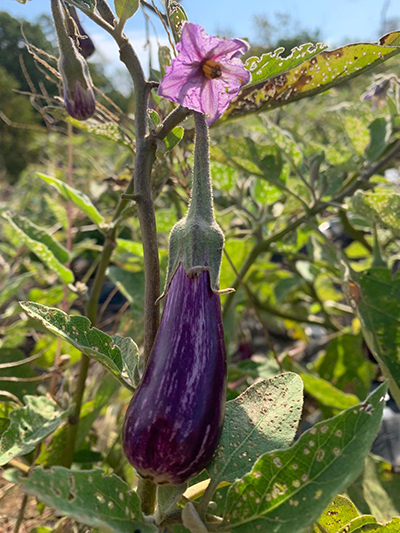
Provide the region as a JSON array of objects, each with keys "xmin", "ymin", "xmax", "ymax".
[
  {"xmin": 67, "ymin": 5, "xmax": 95, "ymax": 59},
  {"xmin": 122, "ymin": 263, "xmax": 226, "ymax": 485}
]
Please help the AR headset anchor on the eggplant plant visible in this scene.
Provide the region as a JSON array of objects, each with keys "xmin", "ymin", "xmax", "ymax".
[{"xmin": 2, "ymin": 0, "xmax": 400, "ymax": 532}]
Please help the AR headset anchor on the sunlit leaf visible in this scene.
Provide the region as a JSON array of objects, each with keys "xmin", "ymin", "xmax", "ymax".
[
  {"xmin": 301, "ymin": 373, "xmax": 360, "ymax": 411},
  {"xmin": 314, "ymin": 495, "xmax": 359, "ymax": 532},
  {"xmin": 36, "ymin": 172, "xmax": 104, "ymax": 226},
  {"xmin": 166, "ymin": 0, "xmax": 188, "ymax": 43},
  {"xmin": 225, "ymin": 32, "xmax": 400, "ymax": 119},
  {"xmin": 0, "ymin": 396, "xmax": 71, "ymax": 466},
  {"xmin": 114, "ymin": 0, "xmax": 139, "ymax": 22},
  {"xmin": 223, "ymin": 383, "xmax": 387, "ymax": 533},
  {"xmin": 351, "ymin": 190, "xmax": 400, "ymax": 231},
  {"xmin": 19, "ymin": 302, "xmax": 138, "ymax": 391},
  {"xmin": 5, "ymin": 467, "xmax": 157, "ymax": 533},
  {"xmin": 2, "ymin": 212, "xmax": 73, "ymax": 284}
]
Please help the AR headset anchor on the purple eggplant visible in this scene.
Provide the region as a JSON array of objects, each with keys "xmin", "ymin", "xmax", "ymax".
[
  {"xmin": 122, "ymin": 264, "xmax": 226, "ymax": 485},
  {"xmin": 67, "ymin": 6, "xmax": 95, "ymax": 59}
]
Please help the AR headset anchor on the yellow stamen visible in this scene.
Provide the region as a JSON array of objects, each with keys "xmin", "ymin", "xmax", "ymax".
[{"xmin": 202, "ymin": 59, "xmax": 222, "ymax": 79}]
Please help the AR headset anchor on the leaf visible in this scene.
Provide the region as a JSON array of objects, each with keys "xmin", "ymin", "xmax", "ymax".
[
  {"xmin": 0, "ymin": 348, "xmax": 39, "ymax": 400},
  {"xmin": 116, "ymin": 239, "xmax": 144, "ymax": 257},
  {"xmin": 166, "ymin": 0, "xmax": 188, "ymax": 43},
  {"xmin": 2, "ymin": 212, "xmax": 73, "ymax": 284},
  {"xmin": 351, "ymin": 190, "xmax": 400, "ymax": 231},
  {"xmin": 225, "ymin": 32, "xmax": 400, "ymax": 119},
  {"xmin": 65, "ymin": 0, "xmax": 96, "ymax": 11},
  {"xmin": 341, "ymin": 517, "xmax": 400, "ymax": 532},
  {"xmin": 315, "ymin": 495, "xmax": 359, "ymax": 532},
  {"xmin": 164, "ymin": 126, "xmax": 184, "ymax": 152},
  {"xmin": 301, "ymin": 373, "xmax": 360, "ymax": 411},
  {"xmin": 365, "ymin": 118, "xmax": 391, "ymax": 161},
  {"xmin": 0, "ymin": 272, "xmax": 33, "ymax": 307},
  {"xmin": 66, "ymin": 117, "xmax": 133, "ymax": 148},
  {"xmin": 207, "ymin": 373, "xmax": 304, "ymax": 487},
  {"xmin": 246, "ymin": 42, "xmax": 328, "ymax": 86},
  {"xmin": 342, "ymin": 266, "xmax": 400, "ymax": 408},
  {"xmin": 114, "ymin": 0, "xmax": 139, "ymax": 21},
  {"xmin": 36, "ymin": 173, "xmax": 104, "ymax": 227},
  {"xmin": 182, "ymin": 502, "xmax": 208, "ymax": 533},
  {"xmin": 362, "ymin": 455, "xmax": 400, "ymax": 523},
  {"xmin": 223, "ymin": 383, "xmax": 387, "ymax": 533},
  {"xmin": 19, "ymin": 302, "xmax": 138, "ymax": 391},
  {"xmin": 0, "ymin": 396, "xmax": 71, "ymax": 466},
  {"xmin": 5, "ymin": 467, "xmax": 157, "ymax": 533}
]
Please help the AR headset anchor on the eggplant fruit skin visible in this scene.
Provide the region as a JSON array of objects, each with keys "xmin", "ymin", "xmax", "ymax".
[{"xmin": 122, "ymin": 264, "xmax": 227, "ymax": 485}]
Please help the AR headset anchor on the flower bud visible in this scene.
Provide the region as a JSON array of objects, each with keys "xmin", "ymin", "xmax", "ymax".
[
  {"xmin": 51, "ymin": 0, "xmax": 95, "ymax": 121},
  {"xmin": 67, "ymin": 5, "xmax": 95, "ymax": 59}
]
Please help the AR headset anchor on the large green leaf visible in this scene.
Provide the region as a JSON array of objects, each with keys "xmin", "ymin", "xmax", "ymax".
[
  {"xmin": 222, "ymin": 383, "xmax": 387, "ymax": 533},
  {"xmin": 36, "ymin": 173, "xmax": 104, "ymax": 227},
  {"xmin": 19, "ymin": 302, "xmax": 138, "ymax": 391},
  {"xmin": 207, "ymin": 374, "xmax": 304, "ymax": 488},
  {"xmin": 225, "ymin": 32, "xmax": 400, "ymax": 119},
  {"xmin": 5, "ymin": 467, "xmax": 157, "ymax": 533},
  {"xmin": 342, "ymin": 266, "xmax": 400, "ymax": 408},
  {"xmin": 2, "ymin": 212, "xmax": 73, "ymax": 284},
  {"xmin": 0, "ymin": 396, "xmax": 71, "ymax": 466},
  {"xmin": 314, "ymin": 495, "xmax": 359, "ymax": 532}
]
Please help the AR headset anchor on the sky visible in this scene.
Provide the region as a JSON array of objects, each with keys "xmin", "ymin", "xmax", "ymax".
[{"xmin": 3, "ymin": 0, "xmax": 400, "ymax": 89}]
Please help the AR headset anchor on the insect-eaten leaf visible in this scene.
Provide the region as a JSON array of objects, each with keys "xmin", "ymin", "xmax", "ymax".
[
  {"xmin": 0, "ymin": 396, "xmax": 71, "ymax": 466},
  {"xmin": 19, "ymin": 302, "xmax": 139, "ymax": 391},
  {"xmin": 224, "ymin": 31, "xmax": 400, "ymax": 119},
  {"xmin": 5, "ymin": 467, "xmax": 157, "ymax": 533},
  {"xmin": 223, "ymin": 383, "xmax": 387, "ymax": 533}
]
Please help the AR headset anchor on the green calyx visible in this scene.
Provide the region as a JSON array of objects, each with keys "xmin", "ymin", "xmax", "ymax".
[
  {"xmin": 51, "ymin": 0, "xmax": 93, "ymax": 94},
  {"xmin": 162, "ymin": 112, "xmax": 230, "ymax": 296}
]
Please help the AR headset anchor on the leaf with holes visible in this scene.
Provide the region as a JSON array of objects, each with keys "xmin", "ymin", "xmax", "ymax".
[
  {"xmin": 166, "ymin": 0, "xmax": 188, "ymax": 43},
  {"xmin": 246, "ymin": 42, "xmax": 327, "ymax": 87},
  {"xmin": 114, "ymin": 0, "xmax": 139, "ymax": 22},
  {"xmin": 222, "ymin": 382, "xmax": 387, "ymax": 533},
  {"xmin": 0, "ymin": 396, "xmax": 71, "ymax": 466},
  {"xmin": 313, "ymin": 495, "xmax": 359, "ymax": 532},
  {"xmin": 19, "ymin": 302, "xmax": 138, "ymax": 391},
  {"xmin": 342, "ymin": 265, "xmax": 400, "ymax": 408},
  {"xmin": 2, "ymin": 212, "xmax": 73, "ymax": 284},
  {"xmin": 5, "ymin": 467, "xmax": 157, "ymax": 533},
  {"xmin": 36, "ymin": 173, "xmax": 104, "ymax": 227},
  {"xmin": 351, "ymin": 190, "xmax": 400, "ymax": 231},
  {"xmin": 224, "ymin": 32, "xmax": 400, "ymax": 119},
  {"xmin": 66, "ymin": 117, "xmax": 133, "ymax": 148},
  {"xmin": 207, "ymin": 374, "xmax": 303, "ymax": 492}
]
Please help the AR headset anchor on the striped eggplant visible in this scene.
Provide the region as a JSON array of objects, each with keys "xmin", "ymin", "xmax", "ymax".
[{"xmin": 122, "ymin": 263, "xmax": 226, "ymax": 485}]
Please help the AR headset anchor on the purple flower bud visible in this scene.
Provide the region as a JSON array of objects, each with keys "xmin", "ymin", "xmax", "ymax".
[
  {"xmin": 122, "ymin": 264, "xmax": 226, "ymax": 485},
  {"xmin": 68, "ymin": 6, "xmax": 95, "ymax": 59},
  {"xmin": 63, "ymin": 80, "xmax": 96, "ymax": 121}
]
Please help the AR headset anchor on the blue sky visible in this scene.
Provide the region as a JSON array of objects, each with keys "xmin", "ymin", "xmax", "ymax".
[{"xmin": 3, "ymin": 0, "xmax": 400, "ymax": 88}]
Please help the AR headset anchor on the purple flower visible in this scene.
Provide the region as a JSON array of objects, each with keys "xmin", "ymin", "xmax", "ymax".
[
  {"xmin": 159, "ymin": 22, "xmax": 250, "ymax": 124},
  {"xmin": 63, "ymin": 80, "xmax": 96, "ymax": 121}
]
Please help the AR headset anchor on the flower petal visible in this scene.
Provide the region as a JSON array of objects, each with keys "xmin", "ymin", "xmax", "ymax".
[
  {"xmin": 210, "ymin": 38, "xmax": 250, "ymax": 61},
  {"xmin": 177, "ymin": 23, "xmax": 221, "ymax": 62},
  {"xmin": 159, "ymin": 61, "xmax": 202, "ymax": 103},
  {"xmin": 200, "ymin": 80, "xmax": 222, "ymax": 125},
  {"xmin": 221, "ymin": 59, "xmax": 251, "ymax": 91}
]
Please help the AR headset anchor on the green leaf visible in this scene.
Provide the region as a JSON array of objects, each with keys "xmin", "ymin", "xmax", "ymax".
[
  {"xmin": 166, "ymin": 0, "xmax": 188, "ymax": 43},
  {"xmin": 158, "ymin": 45, "xmax": 172, "ymax": 77},
  {"xmin": 0, "ymin": 348, "xmax": 39, "ymax": 400},
  {"xmin": 246, "ymin": 42, "xmax": 328, "ymax": 86},
  {"xmin": 19, "ymin": 302, "xmax": 138, "ymax": 391},
  {"xmin": 0, "ymin": 396, "xmax": 71, "ymax": 466},
  {"xmin": 2, "ymin": 212, "xmax": 73, "ymax": 284},
  {"xmin": 0, "ymin": 272, "xmax": 33, "ymax": 307},
  {"xmin": 341, "ymin": 516, "xmax": 400, "ymax": 532},
  {"xmin": 351, "ymin": 190, "xmax": 400, "ymax": 231},
  {"xmin": 315, "ymin": 495, "xmax": 359, "ymax": 532},
  {"xmin": 6, "ymin": 467, "xmax": 157, "ymax": 533},
  {"xmin": 36, "ymin": 173, "xmax": 104, "ymax": 227},
  {"xmin": 164, "ymin": 126, "xmax": 184, "ymax": 152},
  {"xmin": 65, "ymin": 0, "xmax": 96, "ymax": 11},
  {"xmin": 66, "ymin": 117, "xmax": 133, "ymax": 148},
  {"xmin": 223, "ymin": 383, "xmax": 387, "ymax": 533},
  {"xmin": 116, "ymin": 239, "xmax": 144, "ymax": 257},
  {"xmin": 301, "ymin": 373, "xmax": 360, "ymax": 411},
  {"xmin": 342, "ymin": 266, "xmax": 400, "ymax": 408},
  {"xmin": 225, "ymin": 32, "xmax": 400, "ymax": 119},
  {"xmin": 208, "ymin": 373, "xmax": 304, "ymax": 488},
  {"xmin": 114, "ymin": 0, "xmax": 139, "ymax": 21},
  {"xmin": 365, "ymin": 118, "xmax": 391, "ymax": 161},
  {"xmin": 362, "ymin": 455, "xmax": 400, "ymax": 523}
]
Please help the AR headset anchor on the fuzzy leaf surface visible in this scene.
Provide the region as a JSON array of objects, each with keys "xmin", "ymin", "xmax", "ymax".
[
  {"xmin": 208, "ymin": 373, "xmax": 304, "ymax": 486},
  {"xmin": 36, "ymin": 172, "xmax": 104, "ymax": 226},
  {"xmin": 19, "ymin": 302, "xmax": 138, "ymax": 391},
  {"xmin": 114, "ymin": 0, "xmax": 139, "ymax": 21},
  {"xmin": 222, "ymin": 383, "xmax": 387, "ymax": 533},
  {"xmin": 6, "ymin": 467, "xmax": 157, "ymax": 533},
  {"xmin": 0, "ymin": 396, "xmax": 70, "ymax": 466}
]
